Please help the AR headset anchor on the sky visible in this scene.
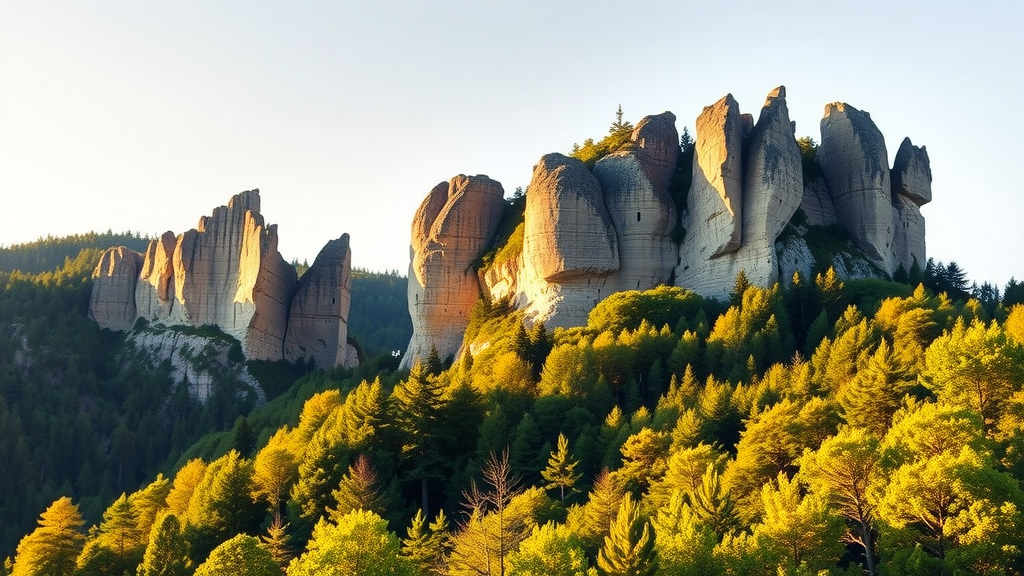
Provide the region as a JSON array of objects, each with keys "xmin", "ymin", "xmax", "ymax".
[{"xmin": 1, "ymin": 1, "xmax": 1022, "ymax": 287}]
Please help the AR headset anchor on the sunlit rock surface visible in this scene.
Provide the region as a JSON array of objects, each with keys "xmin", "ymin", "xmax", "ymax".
[
  {"xmin": 89, "ymin": 246, "xmax": 143, "ymax": 331},
  {"xmin": 402, "ymin": 175, "xmax": 506, "ymax": 369}
]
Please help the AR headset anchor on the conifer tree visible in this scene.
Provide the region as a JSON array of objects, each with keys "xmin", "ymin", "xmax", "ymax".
[
  {"xmin": 596, "ymin": 493, "xmax": 658, "ymax": 576},
  {"xmin": 260, "ymin": 519, "xmax": 292, "ymax": 570},
  {"xmin": 252, "ymin": 429, "xmax": 298, "ymax": 525},
  {"xmin": 392, "ymin": 362, "xmax": 446, "ymax": 515},
  {"xmin": 688, "ymin": 465, "xmax": 740, "ymax": 537},
  {"xmin": 757, "ymin": 473, "xmax": 844, "ymax": 572},
  {"xmin": 138, "ymin": 513, "xmax": 189, "ymax": 576},
  {"xmin": 329, "ymin": 454, "xmax": 387, "ymax": 519},
  {"xmin": 541, "ymin": 433, "xmax": 582, "ymax": 501},
  {"xmin": 11, "ymin": 497, "xmax": 86, "ymax": 576},
  {"xmin": 402, "ymin": 509, "xmax": 451, "ymax": 575}
]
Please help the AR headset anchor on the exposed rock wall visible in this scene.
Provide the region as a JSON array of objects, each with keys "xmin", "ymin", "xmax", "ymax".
[
  {"xmin": 674, "ymin": 87, "xmax": 803, "ymax": 297},
  {"xmin": 284, "ymin": 234, "xmax": 356, "ymax": 368},
  {"xmin": 677, "ymin": 94, "xmax": 745, "ymax": 277},
  {"xmin": 595, "ymin": 112, "xmax": 679, "ymax": 294},
  {"xmin": 90, "ymin": 247, "xmax": 143, "ymax": 331},
  {"xmin": 890, "ymin": 137, "xmax": 932, "ymax": 270},
  {"xmin": 402, "ymin": 175, "xmax": 506, "ymax": 369},
  {"xmin": 89, "ymin": 190, "xmax": 357, "ymax": 369},
  {"xmin": 817, "ymin": 103, "xmax": 895, "ymax": 274}
]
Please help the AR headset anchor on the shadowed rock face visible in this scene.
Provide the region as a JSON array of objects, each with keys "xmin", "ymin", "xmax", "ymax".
[
  {"xmin": 89, "ymin": 190, "xmax": 358, "ymax": 369},
  {"xmin": 674, "ymin": 87, "xmax": 804, "ymax": 297},
  {"xmin": 891, "ymin": 137, "xmax": 932, "ymax": 270},
  {"xmin": 683, "ymin": 94, "xmax": 746, "ymax": 262},
  {"xmin": 402, "ymin": 175, "xmax": 506, "ymax": 369},
  {"xmin": 90, "ymin": 247, "xmax": 143, "ymax": 331},
  {"xmin": 285, "ymin": 234, "xmax": 356, "ymax": 369},
  {"xmin": 817, "ymin": 102, "xmax": 895, "ymax": 274}
]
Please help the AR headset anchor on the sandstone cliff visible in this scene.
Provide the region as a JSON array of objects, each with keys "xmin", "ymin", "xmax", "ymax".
[
  {"xmin": 284, "ymin": 234, "xmax": 357, "ymax": 369},
  {"xmin": 90, "ymin": 190, "xmax": 357, "ymax": 369},
  {"xmin": 817, "ymin": 103, "xmax": 895, "ymax": 274},
  {"xmin": 675, "ymin": 87, "xmax": 803, "ymax": 296},
  {"xmin": 402, "ymin": 175, "xmax": 506, "ymax": 369},
  {"xmin": 90, "ymin": 246, "xmax": 143, "ymax": 331},
  {"xmin": 890, "ymin": 137, "xmax": 932, "ymax": 271}
]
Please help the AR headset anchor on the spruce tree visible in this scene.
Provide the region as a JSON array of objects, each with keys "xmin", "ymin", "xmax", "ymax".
[
  {"xmin": 138, "ymin": 513, "xmax": 189, "ymax": 576},
  {"xmin": 541, "ymin": 433, "xmax": 582, "ymax": 501},
  {"xmin": 329, "ymin": 454, "xmax": 387, "ymax": 519},
  {"xmin": 596, "ymin": 493, "xmax": 658, "ymax": 576},
  {"xmin": 260, "ymin": 519, "xmax": 292, "ymax": 570},
  {"xmin": 11, "ymin": 497, "xmax": 86, "ymax": 576}
]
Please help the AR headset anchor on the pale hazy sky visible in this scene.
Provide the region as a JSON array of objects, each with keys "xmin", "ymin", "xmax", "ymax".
[{"xmin": 1, "ymin": 1, "xmax": 1021, "ymax": 287}]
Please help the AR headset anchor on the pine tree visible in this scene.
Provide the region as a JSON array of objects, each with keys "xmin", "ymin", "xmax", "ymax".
[
  {"xmin": 260, "ymin": 519, "xmax": 292, "ymax": 570},
  {"xmin": 541, "ymin": 433, "xmax": 582, "ymax": 501},
  {"xmin": 596, "ymin": 493, "xmax": 658, "ymax": 576},
  {"xmin": 251, "ymin": 429, "xmax": 298, "ymax": 525},
  {"xmin": 392, "ymin": 362, "xmax": 446, "ymax": 515},
  {"xmin": 688, "ymin": 465, "xmax": 739, "ymax": 537},
  {"xmin": 138, "ymin": 513, "xmax": 189, "ymax": 576},
  {"xmin": 609, "ymin": 104, "xmax": 634, "ymax": 136},
  {"xmin": 11, "ymin": 497, "xmax": 86, "ymax": 576},
  {"xmin": 329, "ymin": 454, "xmax": 387, "ymax": 519}
]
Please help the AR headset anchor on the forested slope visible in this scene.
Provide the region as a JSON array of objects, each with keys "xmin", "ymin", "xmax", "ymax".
[{"xmin": 11, "ymin": 265, "xmax": 1024, "ymax": 575}]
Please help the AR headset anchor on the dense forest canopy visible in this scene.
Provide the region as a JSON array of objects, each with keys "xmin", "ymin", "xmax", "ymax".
[{"xmin": 7, "ymin": 222, "xmax": 1024, "ymax": 576}]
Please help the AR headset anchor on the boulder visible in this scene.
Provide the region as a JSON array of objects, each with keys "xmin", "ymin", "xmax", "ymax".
[
  {"xmin": 285, "ymin": 234, "xmax": 356, "ymax": 368},
  {"xmin": 675, "ymin": 87, "xmax": 803, "ymax": 297},
  {"xmin": 89, "ymin": 247, "xmax": 143, "ymax": 331},
  {"xmin": 402, "ymin": 175, "xmax": 506, "ymax": 368},
  {"xmin": 817, "ymin": 102, "xmax": 895, "ymax": 274}
]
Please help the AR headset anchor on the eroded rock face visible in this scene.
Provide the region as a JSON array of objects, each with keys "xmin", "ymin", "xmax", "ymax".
[
  {"xmin": 799, "ymin": 177, "xmax": 838, "ymax": 227},
  {"xmin": 402, "ymin": 175, "xmax": 506, "ymax": 369},
  {"xmin": 89, "ymin": 190, "xmax": 357, "ymax": 369},
  {"xmin": 90, "ymin": 247, "xmax": 143, "ymax": 331},
  {"xmin": 674, "ymin": 87, "xmax": 803, "ymax": 297},
  {"xmin": 518, "ymin": 154, "xmax": 619, "ymax": 328},
  {"xmin": 890, "ymin": 138, "xmax": 931, "ymax": 271},
  {"xmin": 285, "ymin": 234, "xmax": 355, "ymax": 368},
  {"xmin": 595, "ymin": 112, "xmax": 679, "ymax": 294},
  {"xmin": 817, "ymin": 102, "xmax": 895, "ymax": 274}
]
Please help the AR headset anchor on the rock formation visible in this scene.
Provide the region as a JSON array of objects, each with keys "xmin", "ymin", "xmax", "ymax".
[
  {"xmin": 595, "ymin": 112, "xmax": 679, "ymax": 294},
  {"xmin": 397, "ymin": 87, "xmax": 934, "ymax": 367},
  {"xmin": 817, "ymin": 103, "xmax": 895, "ymax": 274},
  {"xmin": 89, "ymin": 247, "xmax": 143, "ymax": 331},
  {"xmin": 402, "ymin": 175, "xmax": 506, "ymax": 369},
  {"xmin": 676, "ymin": 87, "xmax": 803, "ymax": 295},
  {"xmin": 285, "ymin": 234, "xmax": 357, "ymax": 369},
  {"xmin": 678, "ymin": 94, "xmax": 746, "ymax": 270},
  {"xmin": 890, "ymin": 137, "xmax": 932, "ymax": 271},
  {"xmin": 90, "ymin": 190, "xmax": 357, "ymax": 369}
]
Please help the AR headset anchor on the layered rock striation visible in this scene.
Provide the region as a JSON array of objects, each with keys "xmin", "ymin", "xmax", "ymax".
[
  {"xmin": 90, "ymin": 190, "xmax": 357, "ymax": 368},
  {"xmin": 402, "ymin": 175, "xmax": 506, "ymax": 369}
]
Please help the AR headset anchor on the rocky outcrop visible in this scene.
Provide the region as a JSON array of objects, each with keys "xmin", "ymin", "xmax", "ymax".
[
  {"xmin": 402, "ymin": 87, "xmax": 934, "ymax": 364},
  {"xmin": 90, "ymin": 247, "xmax": 143, "ymax": 331},
  {"xmin": 890, "ymin": 138, "xmax": 932, "ymax": 271},
  {"xmin": 817, "ymin": 103, "xmax": 895, "ymax": 273},
  {"xmin": 284, "ymin": 234, "xmax": 357, "ymax": 369},
  {"xmin": 678, "ymin": 94, "xmax": 745, "ymax": 273},
  {"xmin": 402, "ymin": 175, "xmax": 506, "ymax": 369},
  {"xmin": 89, "ymin": 190, "xmax": 358, "ymax": 369},
  {"xmin": 595, "ymin": 112, "xmax": 679, "ymax": 295},
  {"xmin": 517, "ymin": 154, "xmax": 619, "ymax": 328},
  {"xmin": 674, "ymin": 87, "xmax": 803, "ymax": 297}
]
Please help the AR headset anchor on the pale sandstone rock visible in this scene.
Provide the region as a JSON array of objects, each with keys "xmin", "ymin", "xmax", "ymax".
[
  {"xmin": 595, "ymin": 112, "xmax": 678, "ymax": 294},
  {"xmin": 890, "ymin": 138, "xmax": 931, "ymax": 271},
  {"xmin": 285, "ymin": 234, "xmax": 354, "ymax": 368},
  {"xmin": 817, "ymin": 102, "xmax": 895, "ymax": 274},
  {"xmin": 891, "ymin": 137, "xmax": 932, "ymax": 205},
  {"xmin": 89, "ymin": 247, "xmax": 143, "ymax": 331},
  {"xmin": 135, "ymin": 231, "xmax": 178, "ymax": 321},
  {"xmin": 402, "ymin": 175, "xmax": 506, "ymax": 369},
  {"xmin": 675, "ymin": 94, "xmax": 745, "ymax": 292},
  {"xmin": 519, "ymin": 154, "xmax": 619, "ymax": 328},
  {"xmin": 675, "ymin": 87, "xmax": 803, "ymax": 298},
  {"xmin": 799, "ymin": 177, "xmax": 838, "ymax": 226}
]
